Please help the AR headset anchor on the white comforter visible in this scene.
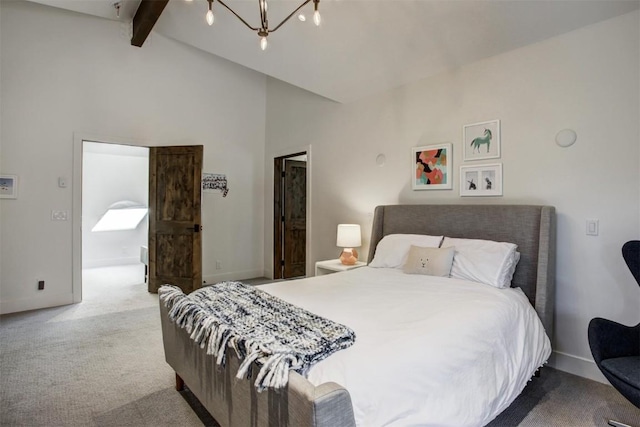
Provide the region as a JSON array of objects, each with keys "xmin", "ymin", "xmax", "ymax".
[{"xmin": 259, "ymin": 267, "xmax": 551, "ymax": 427}]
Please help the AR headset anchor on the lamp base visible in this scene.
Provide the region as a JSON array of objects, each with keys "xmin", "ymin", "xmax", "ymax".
[{"xmin": 339, "ymin": 248, "xmax": 359, "ymax": 265}]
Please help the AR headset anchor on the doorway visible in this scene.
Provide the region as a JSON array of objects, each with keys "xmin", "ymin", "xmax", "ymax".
[
  {"xmin": 81, "ymin": 141, "xmax": 150, "ymax": 301},
  {"xmin": 73, "ymin": 138, "xmax": 204, "ymax": 303},
  {"xmin": 273, "ymin": 152, "xmax": 307, "ymax": 280}
]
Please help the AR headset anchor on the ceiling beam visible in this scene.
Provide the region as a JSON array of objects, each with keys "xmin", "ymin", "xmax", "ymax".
[{"xmin": 131, "ymin": 0, "xmax": 170, "ymax": 47}]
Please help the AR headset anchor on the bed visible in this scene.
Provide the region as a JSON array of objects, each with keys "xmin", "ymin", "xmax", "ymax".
[{"xmin": 159, "ymin": 204, "xmax": 556, "ymax": 427}]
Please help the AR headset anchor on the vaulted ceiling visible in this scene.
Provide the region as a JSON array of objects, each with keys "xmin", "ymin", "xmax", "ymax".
[{"xmin": 29, "ymin": 0, "xmax": 640, "ymax": 103}]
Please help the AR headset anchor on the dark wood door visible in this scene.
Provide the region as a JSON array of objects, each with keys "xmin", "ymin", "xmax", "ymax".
[
  {"xmin": 148, "ymin": 145, "xmax": 203, "ymax": 294},
  {"xmin": 283, "ymin": 160, "xmax": 307, "ymax": 278}
]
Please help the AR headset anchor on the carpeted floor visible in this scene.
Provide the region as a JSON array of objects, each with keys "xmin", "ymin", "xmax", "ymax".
[{"xmin": 1, "ymin": 266, "xmax": 638, "ymax": 426}]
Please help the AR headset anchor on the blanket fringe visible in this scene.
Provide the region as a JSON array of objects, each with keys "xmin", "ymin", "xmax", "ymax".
[{"xmin": 159, "ymin": 283, "xmax": 354, "ymax": 392}]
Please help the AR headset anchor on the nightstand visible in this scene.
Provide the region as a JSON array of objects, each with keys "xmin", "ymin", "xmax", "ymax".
[{"xmin": 315, "ymin": 259, "xmax": 366, "ymax": 276}]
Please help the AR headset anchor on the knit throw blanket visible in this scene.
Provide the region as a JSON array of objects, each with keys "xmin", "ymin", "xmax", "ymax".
[{"xmin": 159, "ymin": 282, "xmax": 356, "ymax": 392}]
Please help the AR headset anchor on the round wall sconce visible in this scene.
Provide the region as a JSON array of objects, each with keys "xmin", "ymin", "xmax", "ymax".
[
  {"xmin": 375, "ymin": 154, "xmax": 386, "ymax": 166},
  {"xmin": 555, "ymin": 129, "xmax": 577, "ymax": 147}
]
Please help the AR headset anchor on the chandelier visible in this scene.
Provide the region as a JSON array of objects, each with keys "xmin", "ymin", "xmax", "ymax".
[{"xmin": 190, "ymin": 0, "xmax": 321, "ymax": 51}]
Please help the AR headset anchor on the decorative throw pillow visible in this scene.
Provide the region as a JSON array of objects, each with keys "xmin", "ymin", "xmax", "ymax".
[
  {"xmin": 442, "ymin": 237, "xmax": 518, "ymax": 288},
  {"xmin": 403, "ymin": 246, "xmax": 455, "ymax": 277},
  {"xmin": 369, "ymin": 234, "xmax": 444, "ymax": 268}
]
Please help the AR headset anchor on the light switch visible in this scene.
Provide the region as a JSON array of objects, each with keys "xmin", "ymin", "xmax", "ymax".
[
  {"xmin": 51, "ymin": 210, "xmax": 69, "ymax": 221},
  {"xmin": 58, "ymin": 177, "xmax": 67, "ymax": 188},
  {"xmin": 586, "ymin": 219, "xmax": 599, "ymax": 236}
]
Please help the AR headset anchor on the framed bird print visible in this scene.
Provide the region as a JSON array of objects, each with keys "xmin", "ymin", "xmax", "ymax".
[
  {"xmin": 0, "ymin": 175, "xmax": 18, "ymax": 199},
  {"xmin": 463, "ymin": 119, "xmax": 500, "ymax": 161}
]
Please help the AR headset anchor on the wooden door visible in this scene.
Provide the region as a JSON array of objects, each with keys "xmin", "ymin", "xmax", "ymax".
[
  {"xmin": 283, "ymin": 160, "xmax": 307, "ymax": 278},
  {"xmin": 148, "ymin": 145, "xmax": 203, "ymax": 294}
]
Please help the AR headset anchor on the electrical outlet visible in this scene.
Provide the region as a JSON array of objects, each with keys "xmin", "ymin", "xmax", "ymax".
[
  {"xmin": 38, "ymin": 280, "xmax": 45, "ymax": 290},
  {"xmin": 216, "ymin": 260, "xmax": 222, "ymax": 270}
]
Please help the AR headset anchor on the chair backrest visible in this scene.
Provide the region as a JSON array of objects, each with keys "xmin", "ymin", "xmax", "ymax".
[{"xmin": 622, "ymin": 240, "xmax": 640, "ymax": 286}]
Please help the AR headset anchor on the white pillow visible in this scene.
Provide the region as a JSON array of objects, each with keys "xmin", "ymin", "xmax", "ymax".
[
  {"xmin": 369, "ymin": 234, "xmax": 444, "ymax": 268},
  {"xmin": 501, "ymin": 251, "xmax": 521, "ymax": 288},
  {"xmin": 403, "ymin": 246, "xmax": 455, "ymax": 277},
  {"xmin": 443, "ymin": 237, "xmax": 519, "ymax": 288}
]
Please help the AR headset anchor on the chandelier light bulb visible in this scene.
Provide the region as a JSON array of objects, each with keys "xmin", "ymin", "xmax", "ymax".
[
  {"xmin": 195, "ymin": 0, "xmax": 325, "ymax": 48},
  {"xmin": 206, "ymin": 0, "xmax": 214, "ymax": 25}
]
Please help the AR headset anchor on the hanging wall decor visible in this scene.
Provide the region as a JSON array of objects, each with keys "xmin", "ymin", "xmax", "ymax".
[
  {"xmin": 460, "ymin": 164, "xmax": 503, "ymax": 197},
  {"xmin": 202, "ymin": 173, "xmax": 229, "ymax": 197},
  {"xmin": 0, "ymin": 175, "xmax": 18, "ymax": 199},
  {"xmin": 412, "ymin": 143, "xmax": 453, "ymax": 190},
  {"xmin": 463, "ymin": 119, "xmax": 501, "ymax": 161}
]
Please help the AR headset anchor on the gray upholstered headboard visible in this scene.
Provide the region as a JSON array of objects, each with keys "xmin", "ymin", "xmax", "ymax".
[{"xmin": 367, "ymin": 204, "xmax": 556, "ymax": 340}]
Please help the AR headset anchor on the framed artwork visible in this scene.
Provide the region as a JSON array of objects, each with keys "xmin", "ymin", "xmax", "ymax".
[
  {"xmin": 202, "ymin": 173, "xmax": 229, "ymax": 197},
  {"xmin": 412, "ymin": 143, "xmax": 452, "ymax": 190},
  {"xmin": 460, "ymin": 164, "xmax": 502, "ymax": 197},
  {"xmin": 0, "ymin": 175, "xmax": 18, "ymax": 199},
  {"xmin": 463, "ymin": 119, "xmax": 500, "ymax": 161}
]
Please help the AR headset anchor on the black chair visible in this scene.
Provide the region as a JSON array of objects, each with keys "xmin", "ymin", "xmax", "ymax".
[{"xmin": 588, "ymin": 240, "xmax": 640, "ymax": 427}]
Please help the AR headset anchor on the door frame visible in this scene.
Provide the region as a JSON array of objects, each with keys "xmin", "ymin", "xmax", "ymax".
[
  {"xmin": 72, "ymin": 132, "xmax": 152, "ymax": 303},
  {"xmin": 273, "ymin": 154, "xmax": 307, "ymax": 280},
  {"xmin": 266, "ymin": 145, "xmax": 312, "ymax": 280}
]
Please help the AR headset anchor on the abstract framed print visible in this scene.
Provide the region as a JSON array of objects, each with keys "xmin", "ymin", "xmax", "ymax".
[{"xmin": 412, "ymin": 143, "xmax": 452, "ymax": 190}]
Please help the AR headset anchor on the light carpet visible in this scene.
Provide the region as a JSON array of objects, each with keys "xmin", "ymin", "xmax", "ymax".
[{"xmin": 1, "ymin": 267, "xmax": 638, "ymax": 426}]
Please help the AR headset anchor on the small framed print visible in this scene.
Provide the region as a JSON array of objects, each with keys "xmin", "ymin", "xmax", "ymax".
[
  {"xmin": 202, "ymin": 173, "xmax": 229, "ymax": 197},
  {"xmin": 412, "ymin": 143, "xmax": 452, "ymax": 190},
  {"xmin": 463, "ymin": 119, "xmax": 500, "ymax": 161},
  {"xmin": 0, "ymin": 175, "xmax": 18, "ymax": 199},
  {"xmin": 460, "ymin": 164, "xmax": 502, "ymax": 197}
]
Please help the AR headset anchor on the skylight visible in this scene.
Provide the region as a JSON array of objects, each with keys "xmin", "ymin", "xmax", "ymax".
[{"xmin": 91, "ymin": 201, "xmax": 148, "ymax": 232}]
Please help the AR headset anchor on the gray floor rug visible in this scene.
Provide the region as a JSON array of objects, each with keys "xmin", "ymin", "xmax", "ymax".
[{"xmin": 1, "ymin": 267, "xmax": 638, "ymax": 426}]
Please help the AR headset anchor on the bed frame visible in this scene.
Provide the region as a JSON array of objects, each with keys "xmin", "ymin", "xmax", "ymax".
[{"xmin": 159, "ymin": 204, "xmax": 556, "ymax": 427}]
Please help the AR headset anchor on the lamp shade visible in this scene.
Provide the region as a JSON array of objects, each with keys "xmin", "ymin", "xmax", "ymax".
[{"xmin": 337, "ymin": 224, "xmax": 361, "ymax": 248}]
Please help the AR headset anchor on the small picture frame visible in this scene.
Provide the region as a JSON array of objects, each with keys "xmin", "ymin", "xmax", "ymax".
[
  {"xmin": 460, "ymin": 164, "xmax": 502, "ymax": 197},
  {"xmin": 463, "ymin": 119, "xmax": 500, "ymax": 161},
  {"xmin": 0, "ymin": 175, "xmax": 18, "ymax": 199},
  {"xmin": 202, "ymin": 173, "xmax": 229, "ymax": 197},
  {"xmin": 412, "ymin": 143, "xmax": 452, "ymax": 190}
]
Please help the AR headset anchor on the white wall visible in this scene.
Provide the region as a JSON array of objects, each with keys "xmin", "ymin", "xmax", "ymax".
[
  {"xmin": 82, "ymin": 142, "xmax": 149, "ymax": 268},
  {"xmin": 265, "ymin": 11, "xmax": 640, "ymax": 382},
  {"xmin": 0, "ymin": 1, "xmax": 266, "ymax": 313}
]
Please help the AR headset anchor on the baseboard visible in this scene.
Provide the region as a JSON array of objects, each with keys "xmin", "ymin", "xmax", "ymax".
[
  {"xmin": 83, "ymin": 257, "xmax": 140, "ymax": 269},
  {"xmin": 0, "ymin": 292, "xmax": 74, "ymax": 315},
  {"xmin": 203, "ymin": 269, "xmax": 265, "ymax": 285},
  {"xmin": 547, "ymin": 350, "xmax": 608, "ymax": 384}
]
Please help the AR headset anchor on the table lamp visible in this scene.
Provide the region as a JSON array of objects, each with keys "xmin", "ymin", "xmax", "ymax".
[{"xmin": 337, "ymin": 224, "xmax": 362, "ymax": 265}]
